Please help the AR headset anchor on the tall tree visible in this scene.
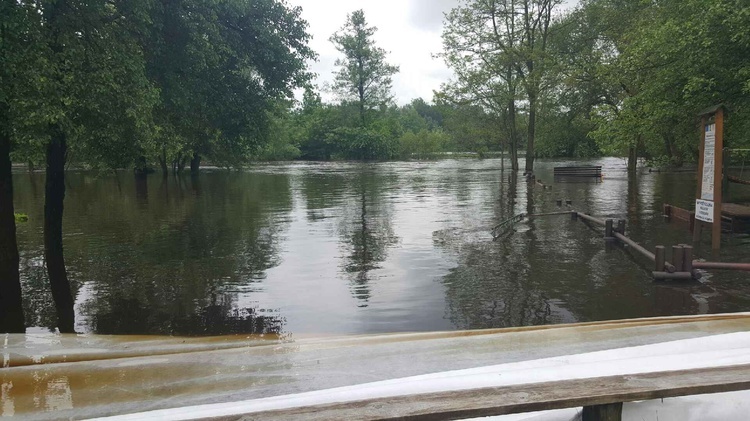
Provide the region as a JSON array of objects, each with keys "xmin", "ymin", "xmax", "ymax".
[
  {"xmin": 0, "ymin": 0, "xmax": 43, "ymax": 333},
  {"xmin": 29, "ymin": 0, "xmax": 155, "ymax": 333},
  {"xmin": 330, "ymin": 10, "xmax": 399, "ymax": 126},
  {"xmin": 515, "ymin": 0, "xmax": 558, "ymax": 174},
  {"xmin": 441, "ymin": 0, "xmax": 523, "ymax": 171},
  {"xmin": 0, "ymin": 0, "xmax": 25, "ymax": 331},
  {"xmin": 442, "ymin": 0, "xmax": 560, "ymax": 173}
]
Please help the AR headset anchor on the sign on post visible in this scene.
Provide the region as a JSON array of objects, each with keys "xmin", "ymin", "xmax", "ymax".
[
  {"xmin": 700, "ymin": 124, "xmax": 716, "ymax": 201},
  {"xmin": 695, "ymin": 199, "xmax": 714, "ymax": 223},
  {"xmin": 693, "ymin": 105, "xmax": 725, "ymax": 251}
]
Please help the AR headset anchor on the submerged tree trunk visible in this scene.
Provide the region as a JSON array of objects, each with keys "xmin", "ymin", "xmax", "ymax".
[
  {"xmin": 134, "ymin": 155, "xmax": 150, "ymax": 177},
  {"xmin": 190, "ymin": 152, "xmax": 201, "ymax": 175},
  {"xmin": 177, "ymin": 155, "xmax": 187, "ymax": 173},
  {"xmin": 663, "ymin": 133, "xmax": 681, "ymax": 166},
  {"xmin": 628, "ymin": 143, "xmax": 638, "ymax": 174},
  {"xmin": 159, "ymin": 147, "xmax": 168, "ymax": 176},
  {"xmin": 0, "ymin": 117, "xmax": 25, "ymax": 333},
  {"xmin": 44, "ymin": 126, "xmax": 75, "ymax": 333},
  {"xmin": 525, "ymin": 92, "xmax": 536, "ymax": 175},
  {"xmin": 508, "ymin": 99, "xmax": 519, "ymax": 172}
]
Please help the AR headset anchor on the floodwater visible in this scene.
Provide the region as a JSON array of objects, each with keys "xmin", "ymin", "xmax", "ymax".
[{"xmin": 11, "ymin": 158, "xmax": 750, "ymax": 337}]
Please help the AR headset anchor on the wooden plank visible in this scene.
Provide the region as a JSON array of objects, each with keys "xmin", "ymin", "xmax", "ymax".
[
  {"xmin": 722, "ymin": 203, "xmax": 750, "ymax": 218},
  {"xmin": 210, "ymin": 364, "xmax": 750, "ymax": 421},
  {"xmin": 713, "ymin": 108, "xmax": 724, "ymax": 250}
]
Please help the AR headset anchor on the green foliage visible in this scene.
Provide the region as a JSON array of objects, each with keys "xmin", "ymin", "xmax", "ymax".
[
  {"xmin": 535, "ymin": 114, "xmax": 599, "ymax": 158},
  {"xmin": 142, "ymin": 0, "xmax": 315, "ymax": 170},
  {"xmin": 438, "ymin": 102, "xmax": 503, "ymax": 154},
  {"xmin": 14, "ymin": 213, "xmax": 28, "ymax": 223},
  {"xmin": 563, "ymin": 0, "xmax": 750, "ymax": 164},
  {"xmin": 327, "ymin": 127, "xmax": 398, "ymax": 161},
  {"xmin": 398, "ymin": 130, "xmax": 450, "ymax": 159},
  {"xmin": 254, "ymin": 109, "xmax": 302, "ymax": 161}
]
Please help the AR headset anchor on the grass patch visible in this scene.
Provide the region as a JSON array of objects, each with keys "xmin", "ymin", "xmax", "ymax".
[{"xmin": 14, "ymin": 213, "xmax": 29, "ymax": 223}]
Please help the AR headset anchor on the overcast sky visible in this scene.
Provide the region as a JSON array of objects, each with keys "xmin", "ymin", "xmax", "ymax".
[
  {"xmin": 287, "ymin": 0, "xmax": 459, "ymax": 105},
  {"xmin": 287, "ymin": 1, "xmax": 578, "ymax": 106}
]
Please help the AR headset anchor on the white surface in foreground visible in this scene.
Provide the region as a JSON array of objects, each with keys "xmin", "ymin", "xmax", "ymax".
[{"xmin": 91, "ymin": 332, "xmax": 750, "ymax": 421}]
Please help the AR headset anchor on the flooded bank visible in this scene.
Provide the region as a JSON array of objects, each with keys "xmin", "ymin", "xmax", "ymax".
[{"xmin": 11, "ymin": 158, "xmax": 750, "ymax": 336}]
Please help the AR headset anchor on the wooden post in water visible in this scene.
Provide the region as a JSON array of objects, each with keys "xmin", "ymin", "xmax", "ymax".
[
  {"xmin": 683, "ymin": 246, "xmax": 694, "ymax": 272},
  {"xmin": 605, "ymin": 220, "xmax": 615, "ymax": 242},
  {"xmin": 672, "ymin": 245, "xmax": 685, "ymax": 272},
  {"xmin": 655, "ymin": 246, "xmax": 666, "ymax": 272}
]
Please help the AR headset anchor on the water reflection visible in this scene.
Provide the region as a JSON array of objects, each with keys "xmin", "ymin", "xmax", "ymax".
[
  {"xmin": 10, "ymin": 159, "xmax": 750, "ymax": 336},
  {"xmin": 338, "ymin": 171, "xmax": 399, "ymax": 306}
]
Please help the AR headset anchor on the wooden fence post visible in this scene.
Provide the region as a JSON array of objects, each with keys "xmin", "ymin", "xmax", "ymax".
[{"xmin": 583, "ymin": 403, "xmax": 623, "ymax": 421}]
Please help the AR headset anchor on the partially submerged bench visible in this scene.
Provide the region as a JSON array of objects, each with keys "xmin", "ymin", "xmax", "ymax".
[
  {"xmin": 554, "ymin": 165, "xmax": 602, "ymax": 178},
  {"xmin": 234, "ymin": 364, "xmax": 750, "ymax": 421},
  {"xmin": 664, "ymin": 202, "xmax": 750, "ymax": 234}
]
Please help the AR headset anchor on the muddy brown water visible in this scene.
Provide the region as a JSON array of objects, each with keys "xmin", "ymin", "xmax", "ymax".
[{"xmin": 11, "ymin": 158, "xmax": 750, "ymax": 336}]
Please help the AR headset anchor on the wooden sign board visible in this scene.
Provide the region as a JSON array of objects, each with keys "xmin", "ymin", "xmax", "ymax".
[{"xmin": 693, "ymin": 105, "xmax": 725, "ymax": 251}]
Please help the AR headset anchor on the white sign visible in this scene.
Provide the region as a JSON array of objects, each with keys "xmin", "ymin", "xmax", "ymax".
[
  {"xmin": 696, "ymin": 199, "xmax": 715, "ymax": 223},
  {"xmin": 701, "ymin": 124, "xmax": 716, "ymax": 201}
]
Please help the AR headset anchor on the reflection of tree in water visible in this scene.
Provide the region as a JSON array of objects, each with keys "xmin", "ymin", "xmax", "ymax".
[
  {"xmin": 18, "ymin": 245, "xmax": 70, "ymax": 331},
  {"xmin": 87, "ymin": 293, "xmax": 285, "ymax": 336},
  {"xmin": 337, "ymin": 170, "xmax": 399, "ymax": 307}
]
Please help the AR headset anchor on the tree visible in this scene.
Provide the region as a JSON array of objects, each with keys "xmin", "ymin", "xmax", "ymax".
[
  {"xmin": 0, "ymin": 0, "xmax": 30, "ymax": 333},
  {"xmin": 442, "ymin": 0, "xmax": 564, "ymax": 172},
  {"xmin": 143, "ymin": 0, "xmax": 314, "ymax": 175},
  {"xmin": 568, "ymin": 0, "xmax": 750, "ymax": 170},
  {"xmin": 515, "ymin": 0, "xmax": 559, "ymax": 174},
  {"xmin": 330, "ymin": 10, "xmax": 399, "ymax": 126},
  {"xmin": 13, "ymin": 0, "xmax": 156, "ymax": 333}
]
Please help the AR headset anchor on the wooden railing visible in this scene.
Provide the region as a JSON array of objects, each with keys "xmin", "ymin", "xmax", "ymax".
[{"xmin": 222, "ymin": 364, "xmax": 750, "ymax": 421}]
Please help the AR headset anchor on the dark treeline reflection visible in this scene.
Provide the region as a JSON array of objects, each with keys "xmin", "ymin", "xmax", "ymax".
[{"xmin": 14, "ymin": 172, "xmax": 290, "ymax": 335}]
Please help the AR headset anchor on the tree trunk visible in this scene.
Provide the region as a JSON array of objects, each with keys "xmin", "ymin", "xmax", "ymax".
[
  {"xmin": 628, "ymin": 143, "xmax": 638, "ymax": 174},
  {"xmin": 358, "ymin": 58, "xmax": 365, "ymax": 127},
  {"xmin": 525, "ymin": 92, "xmax": 536, "ymax": 175},
  {"xmin": 190, "ymin": 152, "xmax": 201, "ymax": 175},
  {"xmin": 44, "ymin": 126, "xmax": 75, "ymax": 333},
  {"xmin": 0, "ymin": 116, "xmax": 25, "ymax": 333},
  {"xmin": 177, "ymin": 155, "xmax": 187, "ymax": 173},
  {"xmin": 134, "ymin": 155, "xmax": 149, "ymax": 177},
  {"xmin": 159, "ymin": 147, "xmax": 168, "ymax": 176},
  {"xmin": 508, "ymin": 99, "xmax": 519, "ymax": 172},
  {"xmin": 663, "ymin": 133, "xmax": 681, "ymax": 166}
]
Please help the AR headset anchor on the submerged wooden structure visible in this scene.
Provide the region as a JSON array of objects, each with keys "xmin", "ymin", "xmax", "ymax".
[
  {"xmin": 493, "ymin": 206, "xmax": 750, "ymax": 279},
  {"xmin": 664, "ymin": 203, "xmax": 750, "ymax": 235},
  {"xmin": 553, "ymin": 165, "xmax": 602, "ymax": 178}
]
